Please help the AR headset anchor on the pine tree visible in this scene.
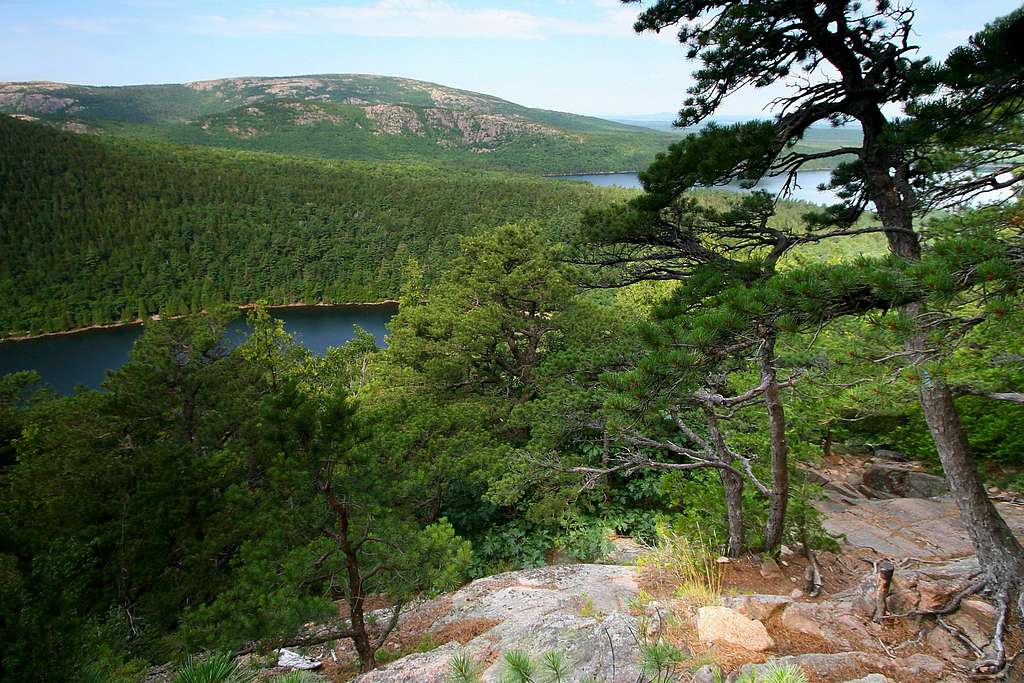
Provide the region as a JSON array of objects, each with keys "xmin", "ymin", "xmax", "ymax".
[{"xmin": 612, "ymin": 2, "xmax": 1024, "ymax": 671}]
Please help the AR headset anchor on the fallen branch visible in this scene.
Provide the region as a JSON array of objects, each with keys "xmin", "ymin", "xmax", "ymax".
[{"xmin": 235, "ymin": 623, "xmax": 355, "ymax": 656}]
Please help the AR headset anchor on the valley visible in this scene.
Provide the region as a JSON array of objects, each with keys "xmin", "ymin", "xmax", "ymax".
[
  {"xmin": 2, "ymin": 3, "xmax": 1023, "ymax": 681},
  {"xmin": 0, "ymin": 114, "xmax": 630, "ymax": 337}
]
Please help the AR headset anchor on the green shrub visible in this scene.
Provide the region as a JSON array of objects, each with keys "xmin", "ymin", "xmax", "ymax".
[
  {"xmin": 266, "ymin": 672, "xmax": 326, "ymax": 683},
  {"xmin": 171, "ymin": 652, "xmax": 255, "ymax": 683},
  {"xmin": 733, "ymin": 662, "xmax": 809, "ymax": 683},
  {"xmin": 446, "ymin": 651, "xmax": 485, "ymax": 683},
  {"xmin": 639, "ymin": 641, "xmax": 687, "ymax": 683}
]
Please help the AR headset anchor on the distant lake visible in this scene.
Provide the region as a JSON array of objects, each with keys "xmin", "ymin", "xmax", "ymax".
[
  {"xmin": 0, "ymin": 304, "xmax": 396, "ymax": 395},
  {"xmin": 556, "ymin": 169, "xmax": 842, "ymax": 205}
]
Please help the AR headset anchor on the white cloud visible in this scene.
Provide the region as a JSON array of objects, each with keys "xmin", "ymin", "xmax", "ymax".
[
  {"xmin": 53, "ymin": 17, "xmax": 131, "ymax": 34},
  {"xmin": 187, "ymin": 0, "xmax": 654, "ymax": 41}
]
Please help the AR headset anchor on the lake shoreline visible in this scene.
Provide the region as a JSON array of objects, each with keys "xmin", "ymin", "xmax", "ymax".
[
  {"xmin": 543, "ymin": 170, "xmax": 638, "ymax": 177},
  {"xmin": 0, "ymin": 300, "xmax": 400, "ymax": 344}
]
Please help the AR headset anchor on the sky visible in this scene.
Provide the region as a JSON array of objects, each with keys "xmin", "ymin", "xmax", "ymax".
[{"xmin": 2, "ymin": 0, "xmax": 1021, "ymax": 117}]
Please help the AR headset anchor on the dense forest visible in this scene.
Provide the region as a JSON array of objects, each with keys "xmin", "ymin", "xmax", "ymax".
[
  {"xmin": 1, "ymin": 2, "xmax": 1023, "ymax": 682},
  {"xmin": 0, "ymin": 114, "xmax": 846, "ymax": 339},
  {"xmin": 0, "ymin": 114, "xmax": 628, "ymax": 336},
  {"xmin": 0, "ymin": 74, "xmax": 684, "ymax": 175}
]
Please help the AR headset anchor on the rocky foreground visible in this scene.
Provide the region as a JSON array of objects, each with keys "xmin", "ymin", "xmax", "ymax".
[{"xmin": 192, "ymin": 450, "xmax": 1024, "ymax": 682}]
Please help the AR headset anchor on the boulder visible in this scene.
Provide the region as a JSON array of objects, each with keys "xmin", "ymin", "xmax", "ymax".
[
  {"xmin": 843, "ymin": 676, "xmax": 891, "ymax": 683},
  {"xmin": 847, "ymin": 557, "xmax": 988, "ymax": 616},
  {"xmin": 692, "ymin": 663, "xmax": 725, "ymax": 683},
  {"xmin": 862, "ymin": 463, "xmax": 948, "ymax": 499},
  {"xmin": 276, "ymin": 648, "xmax": 321, "ymax": 670},
  {"xmin": 872, "ymin": 449, "xmax": 908, "ymax": 462},
  {"xmin": 958, "ymin": 598, "xmax": 996, "ymax": 626},
  {"xmin": 696, "ymin": 606, "xmax": 774, "ymax": 652},
  {"xmin": 601, "ymin": 535, "xmax": 645, "ymax": 566},
  {"xmin": 925, "ymin": 624, "xmax": 972, "ymax": 661},
  {"xmin": 947, "ymin": 599, "xmax": 995, "ymax": 646},
  {"xmin": 722, "ymin": 594, "xmax": 792, "ymax": 622},
  {"xmin": 760, "ymin": 556, "xmax": 783, "ymax": 578},
  {"xmin": 738, "ymin": 653, "xmax": 882, "ymax": 681},
  {"xmin": 826, "ymin": 480, "xmax": 869, "ymax": 501},
  {"xmin": 739, "ymin": 652, "xmax": 943, "ymax": 682},
  {"xmin": 901, "ymin": 654, "xmax": 946, "ymax": 678},
  {"xmin": 779, "ymin": 603, "xmax": 826, "ymax": 640},
  {"xmin": 818, "ymin": 497, "xmax": 1024, "ymax": 561},
  {"xmin": 772, "ymin": 600, "xmax": 880, "ymax": 651}
]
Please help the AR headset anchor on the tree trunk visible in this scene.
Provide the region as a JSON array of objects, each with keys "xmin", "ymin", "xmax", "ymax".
[
  {"xmin": 918, "ymin": 376, "xmax": 1024, "ymax": 586},
  {"xmin": 862, "ymin": 140, "xmax": 1024, "ymax": 670},
  {"xmin": 868, "ymin": 147, "xmax": 1024, "ymax": 601},
  {"xmin": 758, "ymin": 334, "xmax": 789, "ymax": 552},
  {"xmin": 341, "ymin": 533, "xmax": 378, "ymax": 673},
  {"xmin": 347, "ymin": 590, "xmax": 377, "ymax": 673},
  {"xmin": 703, "ymin": 405, "xmax": 747, "ymax": 556},
  {"xmin": 321, "ymin": 466, "xmax": 379, "ymax": 674},
  {"xmin": 719, "ymin": 467, "xmax": 745, "ymax": 558}
]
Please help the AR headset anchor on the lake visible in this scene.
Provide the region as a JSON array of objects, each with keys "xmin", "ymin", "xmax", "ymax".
[
  {"xmin": 557, "ymin": 169, "xmax": 842, "ymax": 205},
  {"xmin": 0, "ymin": 304, "xmax": 397, "ymax": 395}
]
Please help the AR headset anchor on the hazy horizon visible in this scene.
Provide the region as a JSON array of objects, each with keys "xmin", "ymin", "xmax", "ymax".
[{"xmin": 3, "ymin": 0, "xmax": 1021, "ymax": 118}]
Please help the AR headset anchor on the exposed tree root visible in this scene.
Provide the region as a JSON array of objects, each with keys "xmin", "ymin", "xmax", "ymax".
[
  {"xmin": 971, "ymin": 587, "xmax": 1011, "ymax": 679},
  {"xmin": 903, "ymin": 577, "xmax": 1023, "ymax": 680},
  {"xmin": 917, "ymin": 576, "xmax": 988, "ymax": 617}
]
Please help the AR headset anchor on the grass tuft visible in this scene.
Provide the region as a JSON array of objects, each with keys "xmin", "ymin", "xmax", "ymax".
[
  {"xmin": 171, "ymin": 652, "xmax": 255, "ymax": 683},
  {"xmin": 267, "ymin": 672, "xmax": 326, "ymax": 683},
  {"xmin": 733, "ymin": 662, "xmax": 809, "ymax": 683},
  {"xmin": 637, "ymin": 526, "xmax": 722, "ymax": 606}
]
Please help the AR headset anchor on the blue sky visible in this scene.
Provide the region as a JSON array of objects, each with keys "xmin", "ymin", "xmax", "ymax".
[{"xmin": 2, "ymin": 0, "xmax": 1021, "ymax": 116}]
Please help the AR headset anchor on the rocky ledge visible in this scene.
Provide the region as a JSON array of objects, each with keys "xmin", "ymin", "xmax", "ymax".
[
  {"xmin": 356, "ymin": 563, "xmax": 645, "ymax": 682},
  {"xmin": 217, "ymin": 447, "xmax": 1023, "ymax": 682}
]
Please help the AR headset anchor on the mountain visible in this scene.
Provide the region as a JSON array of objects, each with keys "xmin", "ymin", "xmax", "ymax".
[
  {"xmin": 0, "ymin": 74, "xmax": 681, "ymax": 174},
  {"xmin": 0, "ymin": 114, "xmax": 631, "ymax": 336}
]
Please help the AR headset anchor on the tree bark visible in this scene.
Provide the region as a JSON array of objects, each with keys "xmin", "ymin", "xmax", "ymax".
[
  {"xmin": 719, "ymin": 467, "xmax": 745, "ymax": 558},
  {"xmin": 703, "ymin": 405, "xmax": 746, "ymax": 556},
  {"xmin": 337, "ymin": 502, "xmax": 377, "ymax": 673},
  {"xmin": 873, "ymin": 560, "xmax": 895, "ymax": 622},
  {"xmin": 917, "ymin": 376, "xmax": 1024, "ymax": 586},
  {"xmin": 758, "ymin": 334, "xmax": 789, "ymax": 552}
]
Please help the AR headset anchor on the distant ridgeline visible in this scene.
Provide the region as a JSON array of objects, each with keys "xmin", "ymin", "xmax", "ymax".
[
  {"xmin": 0, "ymin": 74, "xmax": 683, "ymax": 175},
  {"xmin": 0, "ymin": 115, "xmax": 630, "ymax": 336},
  {"xmin": 0, "ymin": 74, "xmax": 859, "ymax": 175}
]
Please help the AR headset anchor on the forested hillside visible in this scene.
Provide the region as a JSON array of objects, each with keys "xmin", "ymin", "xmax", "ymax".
[
  {"xmin": 0, "ymin": 114, "xmax": 628, "ymax": 336},
  {"xmin": 0, "ymin": 75, "xmax": 680, "ymax": 174}
]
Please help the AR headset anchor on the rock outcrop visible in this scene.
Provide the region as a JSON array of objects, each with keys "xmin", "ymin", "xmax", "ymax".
[
  {"xmin": 259, "ymin": 446, "xmax": 1024, "ymax": 682},
  {"xmin": 817, "ymin": 496, "xmax": 1024, "ymax": 560},
  {"xmin": 739, "ymin": 652, "xmax": 945, "ymax": 682},
  {"xmin": 861, "ymin": 462, "xmax": 948, "ymax": 498},
  {"xmin": 355, "ymin": 564, "xmax": 644, "ymax": 682}
]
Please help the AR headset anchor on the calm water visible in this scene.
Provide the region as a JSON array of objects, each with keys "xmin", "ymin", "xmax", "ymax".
[
  {"xmin": 0, "ymin": 305, "xmax": 396, "ymax": 395},
  {"xmin": 557, "ymin": 169, "xmax": 842, "ymax": 205}
]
